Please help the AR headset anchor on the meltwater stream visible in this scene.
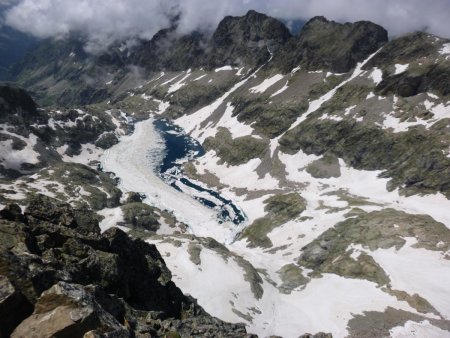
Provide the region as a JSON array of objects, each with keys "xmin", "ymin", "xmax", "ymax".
[{"xmin": 154, "ymin": 118, "xmax": 246, "ymax": 225}]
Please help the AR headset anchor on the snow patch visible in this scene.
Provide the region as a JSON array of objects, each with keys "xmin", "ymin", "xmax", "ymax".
[
  {"xmin": 215, "ymin": 65, "xmax": 233, "ymax": 72},
  {"xmin": 270, "ymin": 81, "xmax": 289, "ymax": 97},
  {"xmin": 193, "ymin": 74, "xmax": 206, "ymax": 81},
  {"xmin": 394, "ymin": 64, "xmax": 409, "ymax": 75},
  {"xmin": 97, "ymin": 207, "xmax": 129, "ymax": 233},
  {"xmin": 439, "ymin": 43, "xmax": 450, "ymax": 59},
  {"xmin": 369, "ymin": 67, "xmax": 383, "ymax": 85},
  {"xmin": 390, "ymin": 320, "xmax": 450, "ymax": 338},
  {"xmin": 249, "ymin": 74, "xmax": 284, "ymax": 94},
  {"xmin": 288, "ymin": 48, "xmax": 382, "ymax": 131},
  {"xmin": 167, "ymin": 72, "xmax": 191, "ymax": 93},
  {"xmin": 369, "ymin": 237, "xmax": 450, "ymax": 319},
  {"xmin": 0, "ymin": 133, "xmax": 39, "ymax": 171}
]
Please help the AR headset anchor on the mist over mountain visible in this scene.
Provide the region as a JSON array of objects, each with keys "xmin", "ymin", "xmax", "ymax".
[
  {"xmin": 2, "ymin": 0, "xmax": 450, "ymax": 52},
  {"xmin": 0, "ymin": 4, "xmax": 39, "ymax": 79}
]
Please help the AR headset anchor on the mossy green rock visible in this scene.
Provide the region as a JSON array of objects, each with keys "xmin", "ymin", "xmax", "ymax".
[
  {"xmin": 277, "ymin": 264, "xmax": 309, "ymax": 294},
  {"xmin": 231, "ymin": 96, "xmax": 308, "ymax": 138},
  {"xmin": 121, "ymin": 202, "xmax": 160, "ymax": 232},
  {"xmin": 306, "ymin": 153, "xmax": 341, "ymax": 178},
  {"xmin": 203, "ymin": 128, "xmax": 268, "ymax": 165},
  {"xmin": 273, "ymin": 16, "xmax": 387, "ymax": 73},
  {"xmin": 241, "ymin": 193, "xmax": 306, "ymax": 247}
]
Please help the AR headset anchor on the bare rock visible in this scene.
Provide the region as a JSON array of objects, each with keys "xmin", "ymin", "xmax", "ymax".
[{"xmin": 11, "ymin": 282, "xmax": 127, "ymax": 338}]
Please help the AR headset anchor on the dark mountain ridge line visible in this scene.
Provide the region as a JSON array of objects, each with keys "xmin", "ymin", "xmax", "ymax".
[{"xmin": 6, "ymin": 10, "xmax": 391, "ymax": 107}]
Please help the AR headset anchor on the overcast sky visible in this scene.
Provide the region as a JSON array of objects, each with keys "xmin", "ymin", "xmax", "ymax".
[{"xmin": 2, "ymin": 0, "xmax": 449, "ymax": 51}]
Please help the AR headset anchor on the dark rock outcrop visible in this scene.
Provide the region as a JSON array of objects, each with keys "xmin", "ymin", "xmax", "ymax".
[
  {"xmin": 9, "ymin": 11, "xmax": 391, "ymax": 107},
  {"xmin": 363, "ymin": 33, "xmax": 450, "ymax": 97},
  {"xmin": 134, "ymin": 10, "xmax": 291, "ymax": 71},
  {"xmin": 375, "ymin": 63, "xmax": 450, "ymax": 97},
  {"xmin": 279, "ymin": 118, "xmax": 450, "ymax": 198},
  {"xmin": 208, "ymin": 10, "xmax": 292, "ymax": 68},
  {"xmin": 0, "ymin": 195, "xmax": 254, "ymax": 337},
  {"xmin": 273, "ymin": 16, "xmax": 388, "ymax": 73},
  {"xmin": 133, "ymin": 29, "xmax": 209, "ymax": 71},
  {"xmin": 0, "ymin": 84, "xmax": 39, "ymax": 121}
]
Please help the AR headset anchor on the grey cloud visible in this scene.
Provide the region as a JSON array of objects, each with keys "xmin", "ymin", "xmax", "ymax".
[{"xmin": 3, "ymin": 0, "xmax": 450, "ymax": 52}]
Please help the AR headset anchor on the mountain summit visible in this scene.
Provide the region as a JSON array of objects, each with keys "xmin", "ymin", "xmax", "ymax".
[{"xmin": 8, "ymin": 11, "xmax": 388, "ymax": 107}]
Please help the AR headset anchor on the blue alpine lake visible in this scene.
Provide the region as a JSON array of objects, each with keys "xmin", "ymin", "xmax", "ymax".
[{"xmin": 153, "ymin": 118, "xmax": 246, "ymax": 225}]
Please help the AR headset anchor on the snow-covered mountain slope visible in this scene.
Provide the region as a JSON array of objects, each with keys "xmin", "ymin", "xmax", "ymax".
[
  {"xmin": 2, "ymin": 10, "xmax": 450, "ymax": 338},
  {"xmin": 94, "ymin": 37, "xmax": 450, "ymax": 337}
]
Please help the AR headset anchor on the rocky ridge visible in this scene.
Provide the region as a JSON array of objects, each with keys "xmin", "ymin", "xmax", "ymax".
[
  {"xmin": 0, "ymin": 194, "xmax": 255, "ymax": 337},
  {"xmin": 7, "ymin": 11, "xmax": 388, "ymax": 108}
]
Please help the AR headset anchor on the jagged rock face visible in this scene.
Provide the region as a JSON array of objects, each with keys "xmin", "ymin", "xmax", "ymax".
[
  {"xmin": 7, "ymin": 37, "xmax": 123, "ymax": 107},
  {"xmin": 209, "ymin": 10, "xmax": 292, "ymax": 68},
  {"xmin": 134, "ymin": 10, "xmax": 292, "ymax": 71},
  {"xmin": 0, "ymin": 195, "xmax": 253, "ymax": 337},
  {"xmin": 363, "ymin": 32, "xmax": 450, "ymax": 97},
  {"xmin": 274, "ymin": 16, "xmax": 388, "ymax": 73},
  {"xmin": 0, "ymin": 84, "xmax": 38, "ymax": 121},
  {"xmin": 11, "ymin": 282, "xmax": 128, "ymax": 338},
  {"xmin": 133, "ymin": 29, "xmax": 209, "ymax": 71},
  {"xmin": 8, "ymin": 11, "xmax": 390, "ymax": 107}
]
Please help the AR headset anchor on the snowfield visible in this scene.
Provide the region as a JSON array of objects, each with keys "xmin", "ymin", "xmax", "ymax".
[
  {"xmin": 94, "ymin": 59, "xmax": 450, "ymax": 337},
  {"xmin": 100, "ymin": 110, "xmax": 450, "ymax": 337}
]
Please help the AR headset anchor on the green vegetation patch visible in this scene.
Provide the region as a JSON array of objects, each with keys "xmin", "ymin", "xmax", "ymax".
[
  {"xmin": 298, "ymin": 209, "xmax": 450, "ymax": 285},
  {"xmin": 231, "ymin": 96, "xmax": 308, "ymax": 138},
  {"xmin": 307, "ymin": 74, "xmax": 347, "ymax": 101},
  {"xmin": 277, "ymin": 263, "xmax": 309, "ymax": 294},
  {"xmin": 203, "ymin": 127, "xmax": 269, "ymax": 165},
  {"xmin": 121, "ymin": 202, "xmax": 160, "ymax": 232},
  {"xmin": 306, "ymin": 153, "xmax": 341, "ymax": 178},
  {"xmin": 241, "ymin": 192, "xmax": 306, "ymax": 248}
]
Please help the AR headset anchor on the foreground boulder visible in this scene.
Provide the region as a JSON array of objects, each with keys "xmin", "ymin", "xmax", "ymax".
[
  {"xmin": 12, "ymin": 282, "xmax": 127, "ymax": 338},
  {"xmin": 0, "ymin": 194, "xmax": 254, "ymax": 337}
]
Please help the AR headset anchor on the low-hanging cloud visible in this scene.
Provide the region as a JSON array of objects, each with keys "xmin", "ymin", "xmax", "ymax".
[{"xmin": 3, "ymin": 0, "xmax": 450, "ymax": 52}]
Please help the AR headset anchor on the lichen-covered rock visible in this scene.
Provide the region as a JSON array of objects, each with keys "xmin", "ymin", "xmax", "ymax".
[
  {"xmin": 121, "ymin": 202, "xmax": 160, "ymax": 232},
  {"xmin": 203, "ymin": 128, "xmax": 269, "ymax": 165}
]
